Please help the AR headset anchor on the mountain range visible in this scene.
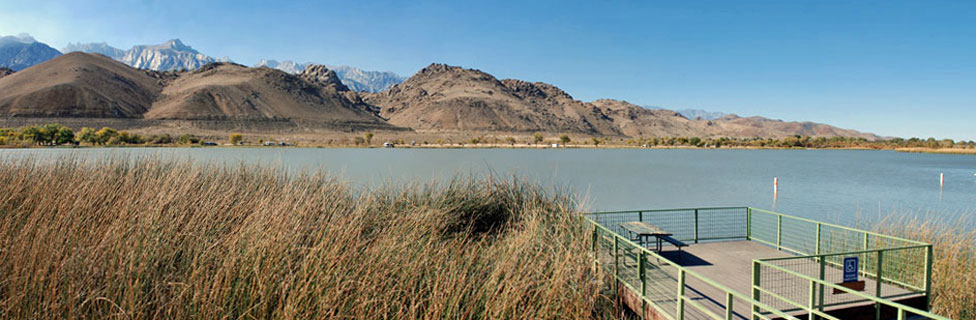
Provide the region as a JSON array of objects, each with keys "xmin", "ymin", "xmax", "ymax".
[
  {"xmin": 0, "ymin": 34, "xmax": 62, "ymax": 71},
  {"xmin": 364, "ymin": 64, "xmax": 877, "ymax": 139},
  {"xmin": 0, "ymin": 34, "xmax": 879, "ymax": 140},
  {"xmin": 59, "ymin": 39, "xmax": 405, "ymax": 93}
]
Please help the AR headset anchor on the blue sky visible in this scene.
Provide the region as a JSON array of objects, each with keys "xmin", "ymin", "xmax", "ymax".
[{"xmin": 1, "ymin": 0, "xmax": 974, "ymax": 140}]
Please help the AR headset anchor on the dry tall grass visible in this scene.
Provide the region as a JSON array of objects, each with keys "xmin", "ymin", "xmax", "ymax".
[
  {"xmin": 875, "ymin": 217, "xmax": 976, "ymax": 319},
  {"xmin": 0, "ymin": 158, "xmax": 610, "ymax": 319}
]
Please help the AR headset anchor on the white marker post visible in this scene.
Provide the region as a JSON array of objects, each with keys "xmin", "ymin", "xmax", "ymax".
[
  {"xmin": 774, "ymin": 177, "xmax": 779, "ymax": 193},
  {"xmin": 940, "ymin": 173, "xmax": 945, "ymax": 188}
]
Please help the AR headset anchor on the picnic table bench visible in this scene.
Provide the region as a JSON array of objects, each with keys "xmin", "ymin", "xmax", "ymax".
[{"xmin": 619, "ymin": 221, "xmax": 688, "ymax": 252}]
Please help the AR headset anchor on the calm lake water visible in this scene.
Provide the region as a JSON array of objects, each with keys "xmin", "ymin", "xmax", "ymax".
[{"xmin": 2, "ymin": 148, "xmax": 974, "ymax": 228}]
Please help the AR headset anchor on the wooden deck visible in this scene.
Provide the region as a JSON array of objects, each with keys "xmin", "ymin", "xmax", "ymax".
[{"xmin": 623, "ymin": 241, "xmax": 923, "ymax": 320}]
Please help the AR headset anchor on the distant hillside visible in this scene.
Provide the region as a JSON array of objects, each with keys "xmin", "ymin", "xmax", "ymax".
[
  {"xmin": 147, "ymin": 62, "xmax": 390, "ymax": 129},
  {"xmin": 0, "ymin": 52, "xmax": 162, "ymax": 118},
  {"xmin": 0, "ymin": 34, "xmax": 62, "ymax": 71},
  {"xmin": 366, "ymin": 63, "xmax": 623, "ymax": 135},
  {"xmin": 366, "ymin": 63, "xmax": 878, "ymax": 139},
  {"xmin": 592, "ymin": 99, "xmax": 701, "ymax": 137},
  {"xmin": 599, "ymin": 100, "xmax": 879, "ymax": 140},
  {"xmin": 0, "ymin": 52, "xmax": 399, "ymax": 131},
  {"xmin": 256, "ymin": 59, "xmax": 405, "ymax": 92}
]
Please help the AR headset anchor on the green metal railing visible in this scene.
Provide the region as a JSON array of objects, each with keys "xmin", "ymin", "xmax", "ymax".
[
  {"xmin": 586, "ymin": 206, "xmax": 946, "ymax": 320},
  {"xmin": 589, "ymin": 216, "xmax": 800, "ymax": 320},
  {"xmin": 753, "ymin": 260, "xmax": 949, "ymax": 320}
]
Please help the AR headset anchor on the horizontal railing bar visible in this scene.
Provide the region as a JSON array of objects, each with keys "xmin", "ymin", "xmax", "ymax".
[
  {"xmin": 755, "ymin": 260, "xmax": 950, "ymax": 320},
  {"xmin": 588, "ymin": 206, "xmax": 748, "ymax": 215},
  {"xmin": 748, "ymin": 207, "xmax": 929, "ymax": 246},
  {"xmin": 758, "ymin": 245, "xmax": 932, "ymax": 261}
]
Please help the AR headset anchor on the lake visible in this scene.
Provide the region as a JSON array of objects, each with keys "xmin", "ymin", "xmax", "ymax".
[{"xmin": 2, "ymin": 147, "xmax": 974, "ymax": 228}]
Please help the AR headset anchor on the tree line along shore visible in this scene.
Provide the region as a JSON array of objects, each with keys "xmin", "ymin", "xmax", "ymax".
[{"xmin": 1, "ymin": 123, "xmax": 975, "ymax": 152}]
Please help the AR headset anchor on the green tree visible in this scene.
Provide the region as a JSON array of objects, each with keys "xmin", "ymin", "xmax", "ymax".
[
  {"xmin": 178, "ymin": 134, "xmax": 199, "ymax": 144},
  {"xmin": 95, "ymin": 127, "xmax": 118, "ymax": 145},
  {"xmin": 53, "ymin": 126, "xmax": 74, "ymax": 145},
  {"xmin": 19, "ymin": 126, "xmax": 43, "ymax": 145},
  {"xmin": 229, "ymin": 133, "xmax": 243, "ymax": 145},
  {"xmin": 559, "ymin": 135, "xmax": 571, "ymax": 144},
  {"xmin": 504, "ymin": 137, "xmax": 516, "ymax": 145},
  {"xmin": 365, "ymin": 132, "xmax": 374, "ymax": 145},
  {"xmin": 77, "ymin": 127, "xmax": 97, "ymax": 145},
  {"xmin": 533, "ymin": 133, "xmax": 544, "ymax": 144},
  {"xmin": 591, "ymin": 137, "xmax": 601, "ymax": 146}
]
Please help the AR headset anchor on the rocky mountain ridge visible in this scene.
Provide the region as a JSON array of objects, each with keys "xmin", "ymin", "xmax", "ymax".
[
  {"xmin": 256, "ymin": 59, "xmax": 405, "ymax": 92},
  {"xmin": 365, "ymin": 63, "xmax": 878, "ymax": 139},
  {"xmin": 0, "ymin": 34, "xmax": 62, "ymax": 71}
]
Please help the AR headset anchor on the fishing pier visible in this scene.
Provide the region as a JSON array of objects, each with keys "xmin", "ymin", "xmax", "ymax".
[{"xmin": 585, "ymin": 207, "xmax": 946, "ymax": 320}]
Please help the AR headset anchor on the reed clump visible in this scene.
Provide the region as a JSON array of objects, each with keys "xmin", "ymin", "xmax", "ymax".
[
  {"xmin": 0, "ymin": 158, "xmax": 609, "ymax": 319},
  {"xmin": 875, "ymin": 217, "xmax": 976, "ymax": 319}
]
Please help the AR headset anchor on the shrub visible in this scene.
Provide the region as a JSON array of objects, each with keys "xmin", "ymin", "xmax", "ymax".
[{"xmin": 229, "ymin": 133, "xmax": 243, "ymax": 145}]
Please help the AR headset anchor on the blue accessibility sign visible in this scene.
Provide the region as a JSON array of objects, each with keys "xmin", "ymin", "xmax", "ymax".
[{"xmin": 843, "ymin": 257, "xmax": 859, "ymax": 282}]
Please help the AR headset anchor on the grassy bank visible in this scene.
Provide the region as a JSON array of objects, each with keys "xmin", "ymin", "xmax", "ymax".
[
  {"xmin": 0, "ymin": 159, "xmax": 611, "ymax": 319},
  {"xmin": 875, "ymin": 218, "xmax": 976, "ymax": 319},
  {"xmin": 896, "ymin": 147, "xmax": 976, "ymax": 155}
]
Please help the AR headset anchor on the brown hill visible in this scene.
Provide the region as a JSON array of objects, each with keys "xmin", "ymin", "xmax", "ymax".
[
  {"xmin": 591, "ymin": 99, "xmax": 879, "ymax": 140},
  {"xmin": 145, "ymin": 63, "xmax": 393, "ymax": 130},
  {"xmin": 0, "ymin": 52, "xmax": 163, "ymax": 118},
  {"xmin": 366, "ymin": 64, "xmax": 623, "ymax": 135},
  {"xmin": 590, "ymin": 99, "xmax": 701, "ymax": 137}
]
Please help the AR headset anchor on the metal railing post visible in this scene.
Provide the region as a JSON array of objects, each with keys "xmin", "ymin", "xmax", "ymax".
[
  {"xmin": 677, "ymin": 269, "xmax": 686, "ymax": 320},
  {"xmin": 875, "ymin": 250, "xmax": 884, "ymax": 320},
  {"xmin": 876, "ymin": 250, "xmax": 884, "ymax": 297},
  {"xmin": 726, "ymin": 292, "xmax": 734, "ymax": 320},
  {"xmin": 591, "ymin": 224, "xmax": 597, "ymax": 252},
  {"xmin": 694, "ymin": 209, "xmax": 700, "ymax": 244},
  {"xmin": 808, "ymin": 280, "xmax": 816, "ymax": 320},
  {"xmin": 639, "ymin": 250, "xmax": 646, "ymax": 319},
  {"xmin": 639, "ymin": 210, "xmax": 643, "ymax": 222},
  {"xmin": 613, "ymin": 236, "xmax": 619, "ymax": 293},
  {"xmin": 925, "ymin": 244, "xmax": 933, "ymax": 311},
  {"xmin": 815, "ymin": 223, "xmax": 822, "ymax": 255},
  {"xmin": 752, "ymin": 260, "xmax": 761, "ymax": 319},
  {"xmin": 863, "ymin": 234, "xmax": 870, "ymax": 276},
  {"xmin": 746, "ymin": 207, "xmax": 752, "ymax": 241},
  {"xmin": 818, "ymin": 258, "xmax": 826, "ymax": 312},
  {"xmin": 777, "ymin": 214, "xmax": 782, "ymax": 250}
]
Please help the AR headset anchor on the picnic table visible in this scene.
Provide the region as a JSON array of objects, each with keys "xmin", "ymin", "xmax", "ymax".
[{"xmin": 619, "ymin": 221, "xmax": 685, "ymax": 252}]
